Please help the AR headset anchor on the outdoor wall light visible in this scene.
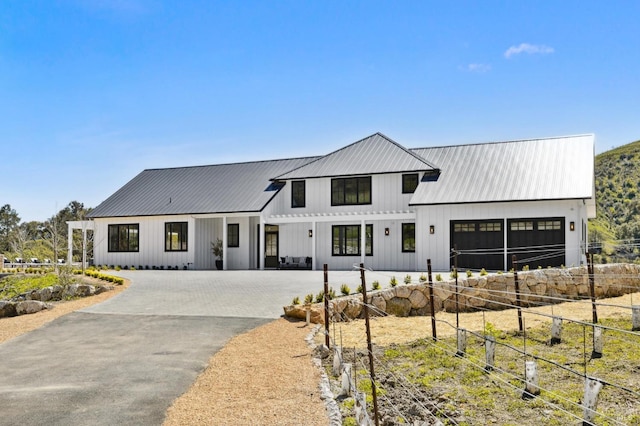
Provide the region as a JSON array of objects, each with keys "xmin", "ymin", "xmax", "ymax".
[
  {"xmin": 308, "ymin": 229, "xmax": 313, "ymax": 238},
  {"xmin": 570, "ymin": 222, "xmax": 575, "ymax": 231},
  {"xmin": 384, "ymin": 227, "xmax": 390, "ymax": 236},
  {"xmin": 430, "ymin": 225, "xmax": 435, "ymax": 234}
]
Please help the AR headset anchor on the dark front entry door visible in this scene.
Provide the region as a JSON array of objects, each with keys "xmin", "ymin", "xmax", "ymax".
[{"xmin": 264, "ymin": 225, "xmax": 279, "ymax": 268}]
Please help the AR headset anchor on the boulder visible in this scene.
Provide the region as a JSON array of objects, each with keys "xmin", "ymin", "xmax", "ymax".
[
  {"xmin": 408, "ymin": 290, "xmax": 428, "ymax": 309},
  {"xmin": 16, "ymin": 300, "xmax": 49, "ymax": 316},
  {"xmin": 39, "ymin": 287, "xmax": 53, "ymax": 302},
  {"xmin": 76, "ymin": 285, "xmax": 95, "ymax": 297},
  {"xmin": 63, "ymin": 284, "xmax": 79, "ymax": 298},
  {"xmin": 94, "ymin": 285, "xmax": 114, "ymax": 295},
  {"xmin": 386, "ymin": 297, "xmax": 411, "ymax": 317},
  {"xmin": 370, "ymin": 294, "xmax": 387, "ymax": 316},
  {"xmin": 395, "ymin": 285, "xmax": 412, "ymax": 299},
  {"xmin": 0, "ymin": 301, "xmax": 17, "ymax": 318},
  {"xmin": 344, "ymin": 298, "xmax": 363, "ymax": 319}
]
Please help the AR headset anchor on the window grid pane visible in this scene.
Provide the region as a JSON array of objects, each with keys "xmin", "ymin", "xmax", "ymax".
[{"xmin": 402, "ymin": 223, "xmax": 415, "ymax": 252}]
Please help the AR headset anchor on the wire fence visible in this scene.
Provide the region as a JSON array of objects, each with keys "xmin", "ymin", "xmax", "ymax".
[{"xmin": 315, "ymin": 259, "xmax": 640, "ymax": 425}]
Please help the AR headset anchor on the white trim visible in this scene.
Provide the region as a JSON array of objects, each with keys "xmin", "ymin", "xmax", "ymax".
[{"xmin": 268, "ymin": 210, "xmax": 415, "ymax": 223}]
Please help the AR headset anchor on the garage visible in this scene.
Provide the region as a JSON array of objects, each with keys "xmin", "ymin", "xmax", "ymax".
[
  {"xmin": 450, "ymin": 219, "xmax": 504, "ymax": 271},
  {"xmin": 507, "ymin": 217, "xmax": 565, "ymax": 269}
]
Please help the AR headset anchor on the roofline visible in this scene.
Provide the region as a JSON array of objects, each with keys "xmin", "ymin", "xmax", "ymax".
[
  {"xmin": 88, "ymin": 208, "xmax": 266, "ymax": 219},
  {"xmin": 141, "ymin": 155, "xmax": 320, "ymax": 173},
  {"xmin": 409, "ymin": 196, "xmax": 594, "ymax": 207},
  {"xmin": 272, "ymin": 168, "xmax": 438, "ymax": 182},
  {"xmin": 410, "ymin": 133, "xmax": 595, "ymax": 152}
]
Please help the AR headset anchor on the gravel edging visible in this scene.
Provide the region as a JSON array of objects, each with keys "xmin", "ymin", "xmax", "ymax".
[{"xmin": 305, "ymin": 325, "xmax": 342, "ymax": 426}]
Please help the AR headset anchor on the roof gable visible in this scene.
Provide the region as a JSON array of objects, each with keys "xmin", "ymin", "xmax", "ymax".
[
  {"xmin": 273, "ymin": 132, "xmax": 437, "ymax": 180},
  {"xmin": 409, "ymin": 134, "xmax": 595, "ymax": 205}
]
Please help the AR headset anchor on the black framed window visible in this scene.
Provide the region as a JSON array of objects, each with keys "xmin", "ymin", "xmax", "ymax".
[
  {"xmin": 228, "ymin": 223, "xmax": 239, "ymax": 247},
  {"xmin": 108, "ymin": 224, "xmax": 139, "ymax": 252},
  {"xmin": 331, "ymin": 177, "xmax": 371, "ymax": 206},
  {"xmin": 402, "ymin": 223, "xmax": 415, "ymax": 252},
  {"xmin": 291, "ymin": 180, "xmax": 306, "ymax": 208},
  {"xmin": 165, "ymin": 222, "xmax": 188, "ymax": 251},
  {"xmin": 332, "ymin": 224, "xmax": 373, "ymax": 256},
  {"xmin": 402, "ymin": 173, "xmax": 419, "ymax": 194}
]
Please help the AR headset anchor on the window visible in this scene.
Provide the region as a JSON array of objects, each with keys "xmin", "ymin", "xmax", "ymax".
[
  {"xmin": 331, "ymin": 177, "xmax": 371, "ymax": 206},
  {"xmin": 454, "ymin": 223, "xmax": 475, "ymax": 232},
  {"xmin": 538, "ymin": 220, "xmax": 561, "ymax": 230},
  {"xmin": 510, "ymin": 221, "xmax": 533, "ymax": 231},
  {"xmin": 479, "ymin": 222, "xmax": 502, "ymax": 232},
  {"xmin": 332, "ymin": 224, "xmax": 373, "ymax": 256},
  {"xmin": 291, "ymin": 180, "xmax": 306, "ymax": 208},
  {"xmin": 165, "ymin": 222, "xmax": 187, "ymax": 251},
  {"xmin": 227, "ymin": 224, "xmax": 239, "ymax": 247},
  {"xmin": 402, "ymin": 223, "xmax": 415, "ymax": 252},
  {"xmin": 108, "ymin": 224, "xmax": 139, "ymax": 252},
  {"xmin": 402, "ymin": 174, "xmax": 419, "ymax": 193}
]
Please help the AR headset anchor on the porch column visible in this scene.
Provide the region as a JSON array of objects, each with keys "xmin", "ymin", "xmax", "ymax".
[
  {"xmin": 82, "ymin": 226, "xmax": 87, "ymax": 272},
  {"xmin": 259, "ymin": 218, "xmax": 265, "ymax": 270},
  {"xmin": 67, "ymin": 222, "xmax": 73, "ymax": 265},
  {"xmin": 361, "ymin": 219, "xmax": 366, "ymax": 266},
  {"xmin": 222, "ymin": 216, "xmax": 228, "ymax": 270},
  {"xmin": 311, "ymin": 221, "xmax": 316, "ymax": 271}
]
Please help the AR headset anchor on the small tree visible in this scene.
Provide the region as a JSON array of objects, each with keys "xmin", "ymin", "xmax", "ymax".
[{"xmin": 211, "ymin": 239, "xmax": 223, "ymax": 261}]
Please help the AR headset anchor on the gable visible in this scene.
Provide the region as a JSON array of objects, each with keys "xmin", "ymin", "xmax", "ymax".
[{"xmin": 273, "ymin": 132, "xmax": 438, "ymax": 180}]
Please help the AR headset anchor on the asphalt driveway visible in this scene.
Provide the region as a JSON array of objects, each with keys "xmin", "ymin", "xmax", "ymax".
[{"xmin": 0, "ymin": 269, "xmax": 378, "ymax": 426}]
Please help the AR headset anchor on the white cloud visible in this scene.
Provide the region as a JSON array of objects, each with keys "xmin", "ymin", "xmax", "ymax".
[
  {"xmin": 504, "ymin": 43, "xmax": 555, "ymax": 58},
  {"xmin": 466, "ymin": 63, "xmax": 491, "ymax": 73}
]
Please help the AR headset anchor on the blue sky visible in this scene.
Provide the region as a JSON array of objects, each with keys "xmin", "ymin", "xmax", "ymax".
[{"xmin": 2, "ymin": 1, "xmax": 639, "ymax": 222}]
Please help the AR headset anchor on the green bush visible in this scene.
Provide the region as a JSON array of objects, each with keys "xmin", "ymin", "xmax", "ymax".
[
  {"xmin": 404, "ymin": 274, "xmax": 412, "ymax": 284},
  {"xmin": 466, "ymin": 270, "xmax": 472, "ymax": 277},
  {"xmin": 450, "ymin": 270, "xmax": 458, "ymax": 279},
  {"xmin": 435, "ymin": 273, "xmax": 443, "ymax": 281},
  {"xmin": 340, "ymin": 283, "xmax": 350, "ymax": 295},
  {"xmin": 372, "ymin": 280, "xmax": 381, "ymax": 290},
  {"xmin": 315, "ymin": 291, "xmax": 325, "ymax": 303},
  {"xmin": 419, "ymin": 274, "xmax": 427, "ymax": 282},
  {"xmin": 480, "ymin": 268, "xmax": 488, "ymax": 276},
  {"xmin": 328, "ymin": 287, "xmax": 336, "ymax": 300},
  {"xmin": 356, "ymin": 284, "xmax": 363, "ymax": 294},
  {"xmin": 304, "ymin": 293, "xmax": 314, "ymax": 304},
  {"xmin": 292, "ymin": 296, "xmax": 300, "ymax": 305}
]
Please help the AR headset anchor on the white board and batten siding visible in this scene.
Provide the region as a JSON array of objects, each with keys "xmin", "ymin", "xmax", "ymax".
[
  {"xmin": 415, "ymin": 199, "xmax": 589, "ymax": 272},
  {"xmin": 270, "ymin": 173, "xmax": 418, "ymax": 271},
  {"xmin": 92, "ymin": 215, "xmax": 196, "ymax": 269}
]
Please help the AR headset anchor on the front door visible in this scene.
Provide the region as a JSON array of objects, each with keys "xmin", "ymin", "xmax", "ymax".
[{"xmin": 264, "ymin": 225, "xmax": 279, "ymax": 268}]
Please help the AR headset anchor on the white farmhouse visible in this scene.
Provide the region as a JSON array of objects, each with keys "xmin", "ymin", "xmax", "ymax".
[{"xmin": 83, "ymin": 133, "xmax": 595, "ymax": 272}]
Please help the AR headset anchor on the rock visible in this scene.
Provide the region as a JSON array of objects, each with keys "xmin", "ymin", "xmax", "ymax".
[
  {"xmin": 386, "ymin": 297, "xmax": 411, "ymax": 317},
  {"xmin": 16, "ymin": 300, "xmax": 49, "ymax": 315},
  {"xmin": 51, "ymin": 285, "xmax": 63, "ymax": 299},
  {"xmin": 344, "ymin": 298, "xmax": 363, "ymax": 319},
  {"xmin": 63, "ymin": 284, "xmax": 79, "ymax": 298},
  {"xmin": 94, "ymin": 285, "xmax": 114, "ymax": 295},
  {"xmin": 39, "ymin": 287, "xmax": 53, "ymax": 302},
  {"xmin": 370, "ymin": 294, "xmax": 386, "ymax": 316},
  {"xmin": 313, "ymin": 344, "xmax": 330, "ymax": 359},
  {"xmin": 395, "ymin": 285, "xmax": 411, "ymax": 298},
  {"xmin": 0, "ymin": 301, "xmax": 17, "ymax": 318},
  {"xmin": 408, "ymin": 290, "xmax": 428, "ymax": 309},
  {"xmin": 76, "ymin": 284, "xmax": 95, "ymax": 297}
]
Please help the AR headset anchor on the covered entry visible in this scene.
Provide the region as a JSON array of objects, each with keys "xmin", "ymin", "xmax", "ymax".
[{"xmin": 450, "ymin": 220, "xmax": 504, "ymax": 271}]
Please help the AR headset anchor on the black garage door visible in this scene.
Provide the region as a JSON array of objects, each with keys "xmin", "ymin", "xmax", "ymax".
[
  {"xmin": 507, "ymin": 218, "xmax": 565, "ymax": 269},
  {"xmin": 450, "ymin": 220, "xmax": 504, "ymax": 271}
]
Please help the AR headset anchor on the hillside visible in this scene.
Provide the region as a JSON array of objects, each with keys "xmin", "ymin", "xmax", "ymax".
[{"xmin": 591, "ymin": 139, "xmax": 640, "ymax": 262}]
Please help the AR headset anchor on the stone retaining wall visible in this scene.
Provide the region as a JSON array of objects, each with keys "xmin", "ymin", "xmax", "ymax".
[{"xmin": 284, "ymin": 264, "xmax": 640, "ymax": 324}]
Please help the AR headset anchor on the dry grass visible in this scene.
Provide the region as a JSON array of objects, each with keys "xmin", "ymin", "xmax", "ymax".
[{"xmin": 324, "ymin": 292, "xmax": 640, "ymax": 348}]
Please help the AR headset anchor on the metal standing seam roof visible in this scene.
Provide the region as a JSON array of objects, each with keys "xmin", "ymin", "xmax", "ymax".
[
  {"xmin": 409, "ymin": 134, "xmax": 595, "ymax": 205},
  {"xmin": 87, "ymin": 157, "xmax": 319, "ymax": 218},
  {"xmin": 272, "ymin": 132, "xmax": 438, "ymax": 180}
]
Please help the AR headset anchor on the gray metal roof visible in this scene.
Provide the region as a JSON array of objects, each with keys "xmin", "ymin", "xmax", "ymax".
[
  {"xmin": 88, "ymin": 157, "xmax": 318, "ymax": 218},
  {"xmin": 272, "ymin": 133, "xmax": 438, "ymax": 180},
  {"xmin": 409, "ymin": 134, "xmax": 595, "ymax": 205}
]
